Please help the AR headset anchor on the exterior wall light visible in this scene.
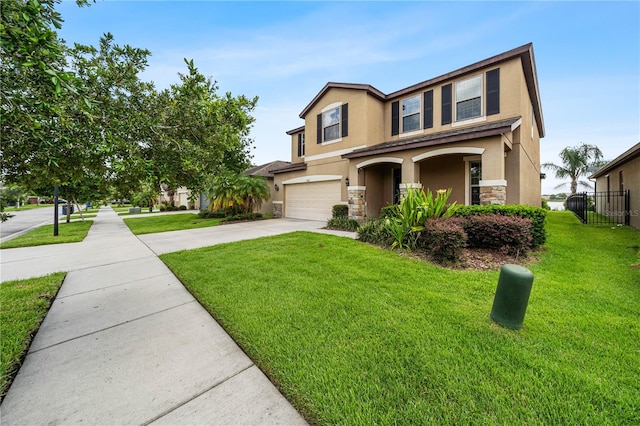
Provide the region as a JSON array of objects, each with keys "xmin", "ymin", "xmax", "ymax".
[
  {"xmin": 274, "ymin": 184, "xmax": 279, "ymax": 191},
  {"xmin": 345, "ymin": 177, "xmax": 350, "ymax": 187}
]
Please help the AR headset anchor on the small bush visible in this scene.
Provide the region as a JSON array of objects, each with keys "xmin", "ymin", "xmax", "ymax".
[
  {"xmin": 463, "ymin": 215, "xmax": 533, "ymax": 255},
  {"xmin": 197, "ymin": 209, "xmax": 226, "ymax": 219},
  {"xmin": 453, "ymin": 205, "xmax": 546, "ymax": 247},
  {"xmin": 179, "ymin": 205, "xmax": 187, "ymax": 210},
  {"xmin": 357, "ymin": 219, "xmax": 394, "ymax": 248},
  {"xmin": 223, "ymin": 212, "xmax": 263, "ymax": 222},
  {"xmin": 332, "ymin": 204, "xmax": 348, "ymax": 218},
  {"xmin": 379, "ymin": 205, "xmax": 397, "ymax": 220},
  {"xmin": 541, "ymin": 198, "xmax": 550, "ymax": 210},
  {"xmin": 418, "ymin": 218, "xmax": 467, "ymax": 264},
  {"xmin": 159, "ymin": 205, "xmax": 166, "ymax": 212},
  {"xmin": 327, "ymin": 216, "xmax": 360, "ymax": 232}
]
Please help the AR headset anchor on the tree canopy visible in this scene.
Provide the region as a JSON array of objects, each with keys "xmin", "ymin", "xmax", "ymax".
[{"xmin": 1, "ymin": 0, "xmax": 258, "ymax": 209}]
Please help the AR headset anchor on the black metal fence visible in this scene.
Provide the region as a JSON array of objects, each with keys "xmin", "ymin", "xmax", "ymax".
[{"xmin": 566, "ymin": 190, "xmax": 630, "ymax": 225}]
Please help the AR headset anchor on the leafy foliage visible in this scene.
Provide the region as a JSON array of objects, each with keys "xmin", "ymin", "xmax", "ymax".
[
  {"xmin": 384, "ymin": 187, "xmax": 457, "ymax": 250},
  {"xmin": 453, "ymin": 204, "xmax": 547, "ymax": 247},
  {"xmin": 463, "ymin": 215, "xmax": 533, "ymax": 254},
  {"xmin": 418, "ymin": 218, "xmax": 467, "ymax": 264},
  {"xmin": 332, "ymin": 204, "xmax": 348, "ymax": 218}
]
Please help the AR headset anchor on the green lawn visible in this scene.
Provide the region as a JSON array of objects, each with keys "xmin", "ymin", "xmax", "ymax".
[
  {"xmin": 123, "ymin": 213, "xmax": 223, "ymax": 235},
  {"xmin": 161, "ymin": 212, "xmax": 640, "ymax": 425},
  {"xmin": 0, "ymin": 273, "xmax": 66, "ymax": 399},
  {"xmin": 0, "ymin": 221, "xmax": 93, "ymax": 249},
  {"xmin": 3, "ymin": 204, "xmax": 52, "ymax": 212}
]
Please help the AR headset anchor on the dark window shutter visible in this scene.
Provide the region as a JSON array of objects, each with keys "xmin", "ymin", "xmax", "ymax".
[
  {"xmin": 391, "ymin": 101, "xmax": 399, "ymax": 136},
  {"xmin": 317, "ymin": 113, "xmax": 322, "ymax": 143},
  {"xmin": 486, "ymin": 68, "xmax": 500, "ymax": 115},
  {"xmin": 341, "ymin": 103, "xmax": 348, "ymax": 137},
  {"xmin": 423, "ymin": 90, "xmax": 433, "ymax": 129},
  {"xmin": 297, "ymin": 134, "xmax": 302, "ymax": 157},
  {"xmin": 441, "ymin": 84, "xmax": 452, "ymax": 125}
]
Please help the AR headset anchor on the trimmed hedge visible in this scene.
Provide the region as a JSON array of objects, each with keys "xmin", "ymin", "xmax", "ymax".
[
  {"xmin": 463, "ymin": 215, "xmax": 533, "ymax": 254},
  {"xmin": 332, "ymin": 204, "xmax": 348, "ymax": 218},
  {"xmin": 197, "ymin": 209, "xmax": 226, "ymax": 219},
  {"xmin": 418, "ymin": 218, "xmax": 467, "ymax": 264},
  {"xmin": 453, "ymin": 205, "xmax": 547, "ymax": 247}
]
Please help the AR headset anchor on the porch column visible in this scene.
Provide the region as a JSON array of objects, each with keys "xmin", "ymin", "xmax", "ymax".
[
  {"xmin": 479, "ymin": 180, "xmax": 507, "ymax": 205},
  {"xmin": 399, "ymin": 183, "xmax": 423, "ymax": 198},
  {"xmin": 348, "ymin": 186, "xmax": 366, "ymax": 221}
]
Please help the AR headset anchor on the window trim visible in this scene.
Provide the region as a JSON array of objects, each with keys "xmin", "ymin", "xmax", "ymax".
[
  {"xmin": 297, "ymin": 133, "xmax": 305, "ymax": 157},
  {"xmin": 454, "ymin": 74, "xmax": 483, "ymax": 123},
  {"xmin": 322, "ymin": 106, "xmax": 341, "ymax": 143}
]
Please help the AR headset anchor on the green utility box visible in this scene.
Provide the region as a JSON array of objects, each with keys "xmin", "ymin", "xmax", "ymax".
[{"xmin": 490, "ymin": 264, "xmax": 534, "ymax": 329}]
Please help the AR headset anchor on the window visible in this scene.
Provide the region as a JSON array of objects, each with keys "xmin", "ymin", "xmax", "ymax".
[
  {"xmin": 317, "ymin": 103, "xmax": 348, "ymax": 143},
  {"xmin": 619, "ymin": 170, "xmax": 624, "ymax": 192},
  {"xmin": 323, "ymin": 107, "xmax": 340, "ymax": 142},
  {"xmin": 455, "ymin": 75, "xmax": 482, "ymax": 121},
  {"xmin": 297, "ymin": 133, "xmax": 305, "ymax": 157},
  {"xmin": 402, "ymin": 95, "xmax": 420, "ymax": 133},
  {"xmin": 470, "ymin": 161, "xmax": 482, "ymax": 205}
]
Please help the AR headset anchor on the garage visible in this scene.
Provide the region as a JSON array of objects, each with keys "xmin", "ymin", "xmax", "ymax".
[{"xmin": 284, "ymin": 180, "xmax": 342, "ymax": 220}]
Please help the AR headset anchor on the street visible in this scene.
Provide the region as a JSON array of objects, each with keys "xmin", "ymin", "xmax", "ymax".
[{"xmin": 0, "ymin": 206, "xmax": 55, "ymax": 241}]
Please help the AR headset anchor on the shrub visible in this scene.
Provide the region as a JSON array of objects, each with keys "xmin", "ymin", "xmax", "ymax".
[
  {"xmin": 179, "ymin": 205, "xmax": 187, "ymax": 210},
  {"xmin": 159, "ymin": 205, "xmax": 166, "ymax": 212},
  {"xmin": 223, "ymin": 212, "xmax": 263, "ymax": 222},
  {"xmin": 384, "ymin": 187, "xmax": 457, "ymax": 250},
  {"xmin": 332, "ymin": 204, "xmax": 348, "ymax": 218},
  {"xmin": 327, "ymin": 216, "xmax": 360, "ymax": 232},
  {"xmin": 463, "ymin": 215, "xmax": 533, "ymax": 255},
  {"xmin": 418, "ymin": 218, "xmax": 467, "ymax": 264},
  {"xmin": 379, "ymin": 205, "xmax": 396, "ymax": 220},
  {"xmin": 541, "ymin": 198, "xmax": 550, "ymax": 210},
  {"xmin": 357, "ymin": 219, "xmax": 394, "ymax": 248},
  {"xmin": 197, "ymin": 209, "xmax": 226, "ymax": 219},
  {"xmin": 453, "ymin": 205, "xmax": 546, "ymax": 247}
]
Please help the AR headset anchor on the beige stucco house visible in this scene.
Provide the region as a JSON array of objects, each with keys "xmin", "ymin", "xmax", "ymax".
[
  {"xmin": 271, "ymin": 43, "xmax": 545, "ymax": 221},
  {"xmin": 590, "ymin": 142, "xmax": 640, "ymax": 229}
]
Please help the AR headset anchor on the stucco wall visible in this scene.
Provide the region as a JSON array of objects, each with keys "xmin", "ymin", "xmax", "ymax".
[{"xmin": 595, "ymin": 156, "xmax": 640, "ymax": 229}]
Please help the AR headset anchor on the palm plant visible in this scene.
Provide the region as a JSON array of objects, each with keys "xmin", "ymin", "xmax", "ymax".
[
  {"xmin": 542, "ymin": 143, "xmax": 604, "ymax": 194},
  {"xmin": 236, "ymin": 175, "xmax": 270, "ymax": 214},
  {"xmin": 207, "ymin": 173, "xmax": 242, "ymax": 211}
]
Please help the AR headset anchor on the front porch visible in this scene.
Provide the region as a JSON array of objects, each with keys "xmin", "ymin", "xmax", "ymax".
[{"xmin": 346, "ymin": 145, "xmax": 508, "ymax": 221}]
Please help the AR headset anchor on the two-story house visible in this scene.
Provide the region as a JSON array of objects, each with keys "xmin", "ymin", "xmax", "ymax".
[{"xmin": 271, "ymin": 43, "xmax": 545, "ymax": 221}]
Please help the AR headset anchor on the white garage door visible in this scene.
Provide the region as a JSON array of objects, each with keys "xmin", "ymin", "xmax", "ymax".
[{"xmin": 285, "ymin": 180, "xmax": 342, "ymax": 220}]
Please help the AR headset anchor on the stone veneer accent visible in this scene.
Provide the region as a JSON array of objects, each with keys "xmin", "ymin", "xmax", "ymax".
[
  {"xmin": 273, "ymin": 201, "xmax": 283, "ymax": 218},
  {"xmin": 480, "ymin": 185, "xmax": 506, "ymax": 205},
  {"xmin": 398, "ymin": 183, "xmax": 423, "ymax": 197},
  {"xmin": 348, "ymin": 186, "xmax": 366, "ymax": 221}
]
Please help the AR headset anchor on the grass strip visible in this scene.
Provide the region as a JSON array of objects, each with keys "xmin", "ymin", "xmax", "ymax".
[
  {"xmin": 0, "ymin": 273, "xmax": 66, "ymax": 399},
  {"xmin": 0, "ymin": 221, "xmax": 93, "ymax": 249},
  {"xmin": 123, "ymin": 214, "xmax": 222, "ymax": 235},
  {"xmin": 161, "ymin": 212, "xmax": 640, "ymax": 425}
]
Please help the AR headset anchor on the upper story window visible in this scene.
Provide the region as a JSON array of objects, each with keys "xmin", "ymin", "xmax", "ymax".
[
  {"xmin": 297, "ymin": 133, "xmax": 305, "ymax": 157},
  {"xmin": 455, "ymin": 75, "xmax": 482, "ymax": 121},
  {"xmin": 317, "ymin": 103, "xmax": 348, "ymax": 144},
  {"xmin": 402, "ymin": 95, "xmax": 421, "ymax": 133},
  {"xmin": 323, "ymin": 107, "xmax": 340, "ymax": 142}
]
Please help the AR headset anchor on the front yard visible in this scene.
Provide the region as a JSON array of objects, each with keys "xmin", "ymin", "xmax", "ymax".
[{"xmin": 161, "ymin": 212, "xmax": 640, "ymax": 424}]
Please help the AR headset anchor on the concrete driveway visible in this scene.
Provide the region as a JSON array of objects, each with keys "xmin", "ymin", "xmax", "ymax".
[{"xmin": 138, "ymin": 217, "xmax": 356, "ymax": 255}]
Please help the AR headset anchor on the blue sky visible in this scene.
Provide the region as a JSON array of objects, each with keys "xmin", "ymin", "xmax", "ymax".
[{"xmin": 57, "ymin": 1, "xmax": 639, "ymax": 194}]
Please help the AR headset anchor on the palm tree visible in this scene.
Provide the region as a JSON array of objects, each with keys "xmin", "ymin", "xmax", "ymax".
[
  {"xmin": 236, "ymin": 175, "xmax": 270, "ymax": 214},
  {"xmin": 543, "ymin": 143, "xmax": 604, "ymax": 194},
  {"xmin": 207, "ymin": 173, "xmax": 242, "ymax": 211}
]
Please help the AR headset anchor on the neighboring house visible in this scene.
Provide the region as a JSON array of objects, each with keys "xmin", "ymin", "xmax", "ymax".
[
  {"xmin": 589, "ymin": 142, "xmax": 640, "ymax": 229},
  {"xmin": 271, "ymin": 43, "xmax": 545, "ymax": 221},
  {"xmin": 245, "ymin": 161, "xmax": 291, "ymax": 215}
]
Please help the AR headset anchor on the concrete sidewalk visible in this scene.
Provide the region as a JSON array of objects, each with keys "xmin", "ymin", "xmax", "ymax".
[{"xmin": 0, "ymin": 207, "xmax": 312, "ymax": 425}]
